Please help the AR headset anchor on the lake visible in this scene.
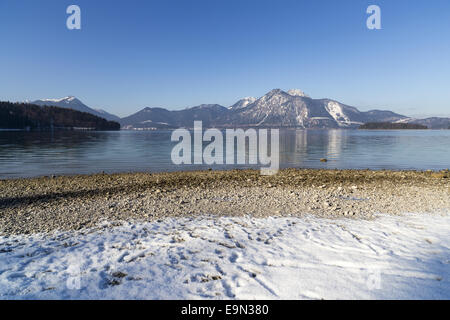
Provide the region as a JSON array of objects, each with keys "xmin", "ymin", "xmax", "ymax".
[{"xmin": 0, "ymin": 129, "xmax": 449, "ymax": 179}]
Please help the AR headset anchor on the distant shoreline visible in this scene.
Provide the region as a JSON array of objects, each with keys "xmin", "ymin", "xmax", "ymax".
[
  {"xmin": 359, "ymin": 122, "xmax": 428, "ymax": 130},
  {"xmin": 2, "ymin": 126, "xmax": 449, "ymax": 132}
]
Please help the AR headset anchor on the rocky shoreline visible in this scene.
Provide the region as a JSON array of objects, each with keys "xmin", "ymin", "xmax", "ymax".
[{"xmin": 0, "ymin": 169, "xmax": 449, "ymax": 235}]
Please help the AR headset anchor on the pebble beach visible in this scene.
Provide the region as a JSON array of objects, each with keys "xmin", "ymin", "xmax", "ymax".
[{"xmin": 1, "ymin": 168, "xmax": 449, "ymax": 235}]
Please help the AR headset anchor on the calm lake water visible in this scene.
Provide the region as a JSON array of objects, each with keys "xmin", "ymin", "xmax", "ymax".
[{"xmin": 0, "ymin": 129, "xmax": 449, "ymax": 179}]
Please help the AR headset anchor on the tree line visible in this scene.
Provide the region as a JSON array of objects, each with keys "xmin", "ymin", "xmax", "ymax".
[
  {"xmin": 359, "ymin": 122, "xmax": 427, "ymax": 130},
  {"xmin": 0, "ymin": 101, "xmax": 120, "ymax": 131}
]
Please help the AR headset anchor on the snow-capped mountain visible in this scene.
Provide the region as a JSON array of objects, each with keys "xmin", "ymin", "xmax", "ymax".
[
  {"xmin": 23, "ymin": 90, "xmax": 447, "ymax": 129},
  {"xmin": 120, "ymin": 89, "xmax": 407, "ymax": 129},
  {"xmin": 220, "ymin": 89, "xmax": 406, "ymax": 128},
  {"xmin": 229, "ymin": 97, "xmax": 257, "ymax": 110},
  {"xmin": 33, "ymin": 96, "xmax": 120, "ymax": 122}
]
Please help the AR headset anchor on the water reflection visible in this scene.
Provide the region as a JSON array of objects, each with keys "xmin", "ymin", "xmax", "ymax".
[
  {"xmin": 0, "ymin": 129, "xmax": 449, "ymax": 178},
  {"xmin": 279, "ymin": 129, "xmax": 346, "ymax": 167}
]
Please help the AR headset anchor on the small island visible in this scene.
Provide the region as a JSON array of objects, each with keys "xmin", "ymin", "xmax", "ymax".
[{"xmin": 359, "ymin": 122, "xmax": 428, "ymax": 130}]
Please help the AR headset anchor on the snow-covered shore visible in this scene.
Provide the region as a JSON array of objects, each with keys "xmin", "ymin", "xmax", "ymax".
[{"xmin": 1, "ymin": 212, "xmax": 449, "ymax": 299}]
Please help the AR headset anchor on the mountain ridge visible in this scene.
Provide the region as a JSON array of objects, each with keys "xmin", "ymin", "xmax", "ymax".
[
  {"xmin": 120, "ymin": 89, "xmax": 410, "ymax": 129},
  {"xmin": 28, "ymin": 90, "xmax": 450, "ymax": 129}
]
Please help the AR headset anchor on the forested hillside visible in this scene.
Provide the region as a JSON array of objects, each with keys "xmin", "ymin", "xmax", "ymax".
[{"xmin": 0, "ymin": 101, "xmax": 120, "ymax": 130}]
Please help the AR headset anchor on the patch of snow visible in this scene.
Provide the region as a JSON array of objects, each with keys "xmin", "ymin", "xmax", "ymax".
[
  {"xmin": 394, "ymin": 118, "xmax": 416, "ymax": 123},
  {"xmin": 287, "ymin": 89, "xmax": 310, "ymax": 98},
  {"xmin": 239, "ymin": 97, "xmax": 256, "ymax": 108},
  {"xmin": 1, "ymin": 213, "xmax": 449, "ymax": 299},
  {"xmin": 256, "ymin": 113, "xmax": 269, "ymax": 126},
  {"xmin": 229, "ymin": 97, "xmax": 257, "ymax": 110},
  {"xmin": 140, "ymin": 120, "xmax": 169, "ymax": 125},
  {"xmin": 325, "ymin": 101, "xmax": 352, "ymax": 127},
  {"xmin": 41, "ymin": 96, "xmax": 76, "ymax": 103}
]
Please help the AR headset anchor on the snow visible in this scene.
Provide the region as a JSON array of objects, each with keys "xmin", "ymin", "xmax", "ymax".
[
  {"xmin": 394, "ymin": 117, "xmax": 416, "ymax": 123},
  {"xmin": 287, "ymin": 89, "xmax": 310, "ymax": 98},
  {"xmin": 1, "ymin": 212, "xmax": 449, "ymax": 300},
  {"xmin": 140, "ymin": 120, "xmax": 169, "ymax": 125},
  {"xmin": 41, "ymin": 96, "xmax": 76, "ymax": 103},
  {"xmin": 229, "ymin": 97, "xmax": 257, "ymax": 110},
  {"xmin": 238, "ymin": 97, "xmax": 256, "ymax": 108},
  {"xmin": 325, "ymin": 101, "xmax": 352, "ymax": 126}
]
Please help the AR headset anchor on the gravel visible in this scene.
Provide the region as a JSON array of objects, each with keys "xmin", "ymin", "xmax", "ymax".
[{"xmin": 0, "ymin": 168, "xmax": 449, "ymax": 235}]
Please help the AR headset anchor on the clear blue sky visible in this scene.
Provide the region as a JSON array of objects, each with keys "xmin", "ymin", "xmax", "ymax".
[{"xmin": 1, "ymin": 0, "xmax": 449, "ymax": 118}]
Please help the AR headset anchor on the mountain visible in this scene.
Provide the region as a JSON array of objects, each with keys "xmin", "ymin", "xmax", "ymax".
[
  {"xmin": 120, "ymin": 89, "xmax": 407, "ymax": 129},
  {"xmin": 120, "ymin": 107, "xmax": 175, "ymax": 129},
  {"xmin": 120, "ymin": 104, "xmax": 229, "ymax": 129},
  {"xmin": 223, "ymin": 89, "xmax": 354, "ymax": 128},
  {"xmin": 0, "ymin": 101, "xmax": 120, "ymax": 131},
  {"xmin": 224, "ymin": 89, "xmax": 408, "ymax": 128},
  {"xmin": 33, "ymin": 96, "xmax": 120, "ymax": 122}
]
